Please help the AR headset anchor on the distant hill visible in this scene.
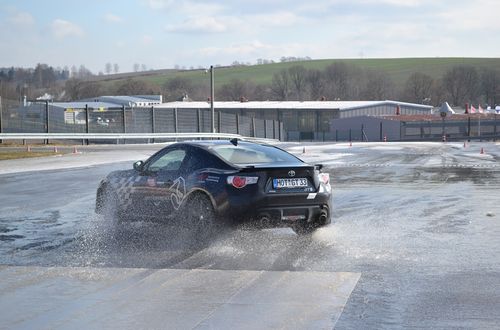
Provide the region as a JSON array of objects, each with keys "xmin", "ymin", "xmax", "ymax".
[{"xmin": 101, "ymin": 57, "xmax": 500, "ymax": 88}]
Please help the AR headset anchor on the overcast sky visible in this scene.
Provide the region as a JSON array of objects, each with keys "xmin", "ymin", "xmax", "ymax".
[{"xmin": 0, "ymin": 0, "xmax": 499, "ymax": 73}]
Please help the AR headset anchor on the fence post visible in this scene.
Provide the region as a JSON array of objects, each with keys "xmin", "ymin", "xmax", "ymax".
[
  {"xmin": 264, "ymin": 119, "xmax": 267, "ymax": 138},
  {"xmin": 335, "ymin": 129, "xmax": 338, "ymax": 142},
  {"xmin": 379, "ymin": 122, "xmax": 383, "ymax": 141},
  {"xmin": 252, "ymin": 117, "xmax": 256, "ymax": 137},
  {"xmin": 217, "ymin": 111, "xmax": 221, "ymax": 133},
  {"xmin": 273, "ymin": 120, "xmax": 276, "ymax": 139},
  {"xmin": 45, "ymin": 101, "xmax": 49, "ymax": 145},
  {"xmin": 349, "ymin": 128, "xmax": 352, "ymax": 141},
  {"xmin": 0, "ymin": 96, "xmax": 3, "ymax": 143},
  {"xmin": 122, "ymin": 105, "xmax": 126, "ymax": 133},
  {"xmin": 361, "ymin": 124, "xmax": 364, "ymax": 141},
  {"xmin": 197, "ymin": 109, "xmax": 202, "ymax": 133},
  {"xmin": 494, "ymin": 113, "xmax": 497, "ymax": 141},
  {"xmin": 151, "ymin": 106, "xmax": 155, "ymax": 143},
  {"xmin": 467, "ymin": 116, "xmax": 471, "ymax": 141},
  {"xmin": 85, "ymin": 104, "xmax": 89, "ymax": 145},
  {"xmin": 236, "ymin": 114, "xmax": 240, "ymax": 135},
  {"xmin": 174, "ymin": 108, "xmax": 178, "ymax": 133}
]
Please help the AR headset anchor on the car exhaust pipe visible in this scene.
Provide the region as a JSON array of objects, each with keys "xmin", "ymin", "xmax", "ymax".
[
  {"xmin": 319, "ymin": 210, "xmax": 328, "ymax": 224},
  {"xmin": 258, "ymin": 213, "xmax": 271, "ymax": 227}
]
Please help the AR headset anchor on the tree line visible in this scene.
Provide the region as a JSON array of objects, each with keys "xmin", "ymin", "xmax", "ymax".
[
  {"xmin": 1, "ymin": 62, "xmax": 499, "ymax": 107},
  {"xmin": 214, "ymin": 63, "xmax": 499, "ymax": 107}
]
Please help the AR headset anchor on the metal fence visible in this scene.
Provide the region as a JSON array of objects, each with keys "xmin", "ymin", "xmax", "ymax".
[
  {"xmin": 0, "ymin": 101, "xmax": 285, "ymax": 141},
  {"xmin": 331, "ymin": 116, "xmax": 500, "ymax": 142}
]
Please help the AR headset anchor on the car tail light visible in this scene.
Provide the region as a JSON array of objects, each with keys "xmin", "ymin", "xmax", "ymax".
[
  {"xmin": 227, "ymin": 175, "xmax": 259, "ymax": 188},
  {"xmin": 318, "ymin": 173, "xmax": 330, "ymax": 185}
]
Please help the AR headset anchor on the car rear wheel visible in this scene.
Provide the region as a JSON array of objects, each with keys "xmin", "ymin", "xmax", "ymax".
[{"xmin": 183, "ymin": 193, "xmax": 218, "ymax": 242}]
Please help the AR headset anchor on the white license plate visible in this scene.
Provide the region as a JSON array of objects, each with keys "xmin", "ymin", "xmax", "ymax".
[{"xmin": 273, "ymin": 178, "xmax": 308, "ymax": 189}]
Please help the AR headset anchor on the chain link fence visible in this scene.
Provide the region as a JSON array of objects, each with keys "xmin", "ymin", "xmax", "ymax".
[{"xmin": 0, "ymin": 100, "xmax": 284, "ymax": 142}]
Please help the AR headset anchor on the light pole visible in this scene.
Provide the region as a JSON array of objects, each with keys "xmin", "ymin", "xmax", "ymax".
[{"xmin": 209, "ymin": 65, "xmax": 215, "ymax": 133}]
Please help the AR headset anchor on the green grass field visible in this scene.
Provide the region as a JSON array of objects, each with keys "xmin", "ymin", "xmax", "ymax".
[{"xmin": 108, "ymin": 57, "xmax": 500, "ymax": 89}]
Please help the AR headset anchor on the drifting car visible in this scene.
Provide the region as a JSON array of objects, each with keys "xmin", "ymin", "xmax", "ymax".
[{"xmin": 95, "ymin": 139, "xmax": 332, "ymax": 236}]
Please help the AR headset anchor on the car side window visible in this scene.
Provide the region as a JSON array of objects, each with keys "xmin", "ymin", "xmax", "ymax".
[{"xmin": 147, "ymin": 149, "xmax": 186, "ymax": 173}]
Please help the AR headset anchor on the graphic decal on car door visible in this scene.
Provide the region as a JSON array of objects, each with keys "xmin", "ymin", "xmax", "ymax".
[{"xmin": 169, "ymin": 176, "xmax": 186, "ymax": 210}]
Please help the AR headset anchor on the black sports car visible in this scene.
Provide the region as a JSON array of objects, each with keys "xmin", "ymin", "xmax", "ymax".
[{"xmin": 95, "ymin": 139, "xmax": 332, "ymax": 236}]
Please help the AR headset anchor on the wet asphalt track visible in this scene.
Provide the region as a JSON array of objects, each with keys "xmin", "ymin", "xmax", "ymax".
[{"xmin": 1, "ymin": 142, "xmax": 500, "ymax": 328}]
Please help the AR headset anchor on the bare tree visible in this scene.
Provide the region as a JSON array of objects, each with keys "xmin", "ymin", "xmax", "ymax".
[
  {"xmin": 288, "ymin": 65, "xmax": 307, "ymax": 100},
  {"xmin": 481, "ymin": 69, "xmax": 500, "ymax": 106},
  {"xmin": 133, "ymin": 63, "xmax": 140, "ymax": 72},
  {"xmin": 270, "ymin": 69, "xmax": 290, "ymax": 101},
  {"xmin": 306, "ymin": 69, "xmax": 326, "ymax": 100},
  {"xmin": 113, "ymin": 63, "xmax": 119, "ymax": 74},
  {"xmin": 70, "ymin": 65, "xmax": 78, "ymax": 78},
  {"xmin": 323, "ymin": 62, "xmax": 361, "ymax": 100},
  {"xmin": 403, "ymin": 72, "xmax": 434, "ymax": 104},
  {"xmin": 361, "ymin": 70, "xmax": 394, "ymax": 100},
  {"xmin": 64, "ymin": 79, "xmax": 102, "ymax": 99},
  {"xmin": 217, "ymin": 79, "xmax": 255, "ymax": 101},
  {"xmin": 141, "ymin": 64, "xmax": 147, "ymax": 72},
  {"xmin": 163, "ymin": 77, "xmax": 207, "ymax": 101},
  {"xmin": 105, "ymin": 63, "xmax": 112, "ymax": 75},
  {"xmin": 78, "ymin": 81, "xmax": 103, "ymax": 98},
  {"xmin": 443, "ymin": 65, "xmax": 479, "ymax": 106},
  {"xmin": 430, "ymin": 79, "xmax": 448, "ymax": 107},
  {"xmin": 115, "ymin": 79, "xmax": 161, "ymax": 95}
]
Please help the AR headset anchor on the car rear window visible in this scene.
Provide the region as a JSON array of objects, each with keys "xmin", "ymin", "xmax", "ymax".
[{"xmin": 211, "ymin": 144, "xmax": 301, "ymax": 165}]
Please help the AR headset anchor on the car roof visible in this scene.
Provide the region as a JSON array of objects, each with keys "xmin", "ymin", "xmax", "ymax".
[{"xmin": 179, "ymin": 140, "xmax": 269, "ymax": 149}]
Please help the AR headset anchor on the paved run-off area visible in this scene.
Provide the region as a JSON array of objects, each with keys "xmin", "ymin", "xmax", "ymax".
[{"xmin": 1, "ymin": 141, "xmax": 500, "ymax": 329}]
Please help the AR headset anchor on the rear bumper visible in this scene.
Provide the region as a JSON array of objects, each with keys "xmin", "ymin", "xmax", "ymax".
[{"xmin": 218, "ymin": 189, "xmax": 332, "ymax": 227}]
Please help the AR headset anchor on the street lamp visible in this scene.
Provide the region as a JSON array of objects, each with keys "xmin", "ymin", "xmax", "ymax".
[{"xmin": 208, "ymin": 65, "xmax": 215, "ymax": 133}]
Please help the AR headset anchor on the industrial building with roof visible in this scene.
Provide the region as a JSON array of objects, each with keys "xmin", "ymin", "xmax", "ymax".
[
  {"xmin": 154, "ymin": 100, "xmax": 433, "ymax": 140},
  {"xmin": 11, "ymin": 97, "xmax": 442, "ymax": 141}
]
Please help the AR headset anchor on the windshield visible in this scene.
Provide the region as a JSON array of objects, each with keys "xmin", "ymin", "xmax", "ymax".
[{"xmin": 211, "ymin": 144, "xmax": 301, "ymax": 165}]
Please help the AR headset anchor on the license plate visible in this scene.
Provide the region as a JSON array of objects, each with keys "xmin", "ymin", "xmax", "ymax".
[{"xmin": 273, "ymin": 178, "xmax": 308, "ymax": 189}]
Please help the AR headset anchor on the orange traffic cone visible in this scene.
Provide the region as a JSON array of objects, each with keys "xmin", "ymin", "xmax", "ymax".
[
  {"xmin": 349, "ymin": 141, "xmax": 352, "ymax": 147},
  {"xmin": 480, "ymin": 147, "xmax": 484, "ymax": 154},
  {"xmin": 73, "ymin": 146, "xmax": 78, "ymax": 154},
  {"xmin": 463, "ymin": 141, "xmax": 466, "ymax": 148},
  {"xmin": 53, "ymin": 146, "xmax": 58, "ymax": 153},
  {"xmin": 383, "ymin": 135, "xmax": 387, "ymax": 142},
  {"xmin": 302, "ymin": 146, "xmax": 306, "ymax": 154},
  {"xmin": 27, "ymin": 145, "xmax": 31, "ymax": 152}
]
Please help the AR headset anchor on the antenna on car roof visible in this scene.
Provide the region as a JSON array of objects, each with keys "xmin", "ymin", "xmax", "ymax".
[{"xmin": 230, "ymin": 138, "xmax": 239, "ymax": 146}]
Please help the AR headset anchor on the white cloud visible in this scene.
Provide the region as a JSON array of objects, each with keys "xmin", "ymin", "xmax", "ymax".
[
  {"xmin": 142, "ymin": 35, "xmax": 153, "ymax": 45},
  {"xmin": 51, "ymin": 19, "xmax": 84, "ymax": 39},
  {"xmin": 145, "ymin": 0, "xmax": 224, "ymax": 15},
  {"xmin": 8, "ymin": 12, "xmax": 35, "ymax": 26},
  {"xmin": 104, "ymin": 13, "xmax": 122, "ymax": 23},
  {"xmin": 199, "ymin": 40, "xmax": 310, "ymax": 60},
  {"xmin": 166, "ymin": 16, "xmax": 227, "ymax": 33},
  {"xmin": 145, "ymin": 0, "xmax": 175, "ymax": 9},
  {"xmin": 247, "ymin": 12, "xmax": 303, "ymax": 27},
  {"xmin": 361, "ymin": 0, "xmax": 426, "ymax": 6}
]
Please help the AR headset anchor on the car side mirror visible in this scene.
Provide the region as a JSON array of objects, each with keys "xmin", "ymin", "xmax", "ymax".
[
  {"xmin": 133, "ymin": 160, "xmax": 145, "ymax": 172},
  {"xmin": 315, "ymin": 164, "xmax": 324, "ymax": 171}
]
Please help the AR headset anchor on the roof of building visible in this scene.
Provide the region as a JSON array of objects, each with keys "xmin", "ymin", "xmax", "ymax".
[
  {"xmin": 79, "ymin": 95, "xmax": 162, "ymax": 106},
  {"xmin": 376, "ymin": 113, "xmax": 499, "ymax": 122},
  {"xmin": 154, "ymin": 100, "xmax": 433, "ymax": 111},
  {"xmin": 49, "ymin": 101, "xmax": 123, "ymax": 109}
]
